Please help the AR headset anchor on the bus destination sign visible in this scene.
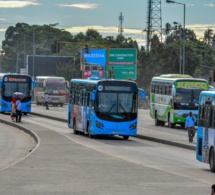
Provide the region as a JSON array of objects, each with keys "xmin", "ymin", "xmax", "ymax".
[{"xmin": 4, "ymin": 77, "xmax": 27, "ymax": 82}]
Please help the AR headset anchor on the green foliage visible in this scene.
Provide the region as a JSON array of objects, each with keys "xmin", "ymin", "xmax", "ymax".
[{"xmin": 1, "ymin": 23, "xmax": 215, "ymax": 93}]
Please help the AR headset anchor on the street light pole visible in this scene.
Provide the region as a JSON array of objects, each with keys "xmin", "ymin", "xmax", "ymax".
[
  {"xmin": 166, "ymin": 0, "xmax": 186, "ymax": 74},
  {"xmin": 16, "ymin": 41, "xmax": 19, "ymax": 73},
  {"xmin": 182, "ymin": 3, "xmax": 185, "ymax": 74},
  {"xmin": 33, "ymin": 28, "xmax": 35, "ymax": 79}
]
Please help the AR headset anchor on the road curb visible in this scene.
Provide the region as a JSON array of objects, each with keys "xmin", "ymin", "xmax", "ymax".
[
  {"xmin": 136, "ymin": 134, "xmax": 195, "ymax": 151},
  {"xmin": 0, "ymin": 119, "xmax": 39, "ymax": 145}
]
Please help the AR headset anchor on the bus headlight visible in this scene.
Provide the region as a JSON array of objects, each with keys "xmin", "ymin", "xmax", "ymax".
[
  {"xmin": 26, "ymin": 104, "xmax": 31, "ymax": 109},
  {"xmin": 2, "ymin": 102, "xmax": 8, "ymax": 108},
  {"xmin": 96, "ymin": 121, "xmax": 104, "ymax": 129},
  {"xmin": 129, "ymin": 123, "xmax": 137, "ymax": 130}
]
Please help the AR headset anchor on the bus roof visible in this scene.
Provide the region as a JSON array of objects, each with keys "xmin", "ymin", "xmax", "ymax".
[
  {"xmin": 159, "ymin": 74, "xmax": 193, "ymax": 78},
  {"xmin": 2, "ymin": 73, "xmax": 32, "ymax": 77},
  {"xmin": 36, "ymin": 76, "xmax": 65, "ymax": 81},
  {"xmin": 152, "ymin": 74, "xmax": 207, "ymax": 83},
  {"xmin": 200, "ymin": 90, "xmax": 215, "ymax": 96},
  {"xmin": 71, "ymin": 78, "xmax": 137, "ymax": 85}
]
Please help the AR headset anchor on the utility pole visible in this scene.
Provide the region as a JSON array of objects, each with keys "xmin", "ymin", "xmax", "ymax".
[{"xmin": 118, "ymin": 12, "xmax": 124, "ymax": 36}]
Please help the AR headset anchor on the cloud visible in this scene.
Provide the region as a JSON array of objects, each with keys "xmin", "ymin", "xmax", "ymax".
[
  {"xmin": 204, "ymin": 4, "xmax": 215, "ymax": 7},
  {"xmin": 65, "ymin": 25, "xmax": 142, "ymax": 35},
  {"xmin": 0, "ymin": 18, "xmax": 6, "ymax": 21},
  {"xmin": 65, "ymin": 24, "xmax": 215, "ymax": 46},
  {"xmin": 58, "ymin": 3, "xmax": 98, "ymax": 9},
  {"xmin": 187, "ymin": 24, "xmax": 215, "ymax": 38},
  {"xmin": 0, "ymin": 28, "xmax": 7, "ymax": 32},
  {"xmin": 0, "ymin": 1, "xmax": 40, "ymax": 8}
]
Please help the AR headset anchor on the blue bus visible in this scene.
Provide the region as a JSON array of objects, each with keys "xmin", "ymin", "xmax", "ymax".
[
  {"xmin": 196, "ymin": 91, "xmax": 215, "ymax": 172},
  {"xmin": 68, "ymin": 78, "xmax": 146, "ymax": 139},
  {"xmin": 0, "ymin": 74, "xmax": 36, "ymax": 114}
]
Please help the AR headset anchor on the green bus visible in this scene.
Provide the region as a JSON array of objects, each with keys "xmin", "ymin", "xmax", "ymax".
[{"xmin": 150, "ymin": 74, "xmax": 209, "ymax": 128}]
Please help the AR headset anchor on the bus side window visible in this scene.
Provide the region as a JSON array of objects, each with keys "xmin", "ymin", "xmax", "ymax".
[
  {"xmin": 212, "ymin": 108, "xmax": 215, "ymax": 128},
  {"xmin": 162, "ymin": 86, "xmax": 165, "ymax": 94},
  {"xmin": 151, "ymin": 84, "xmax": 154, "ymax": 93},
  {"xmin": 165, "ymin": 86, "xmax": 168, "ymax": 95},
  {"xmin": 75, "ymin": 91, "xmax": 79, "ymax": 104},
  {"xmin": 90, "ymin": 92, "xmax": 94, "ymax": 107},
  {"xmin": 85, "ymin": 92, "xmax": 89, "ymax": 106},
  {"xmin": 204, "ymin": 103, "xmax": 212, "ymax": 128},
  {"xmin": 155, "ymin": 85, "xmax": 158, "ymax": 94},
  {"xmin": 79, "ymin": 92, "xmax": 83, "ymax": 106},
  {"xmin": 198, "ymin": 104, "xmax": 204, "ymax": 126},
  {"xmin": 159, "ymin": 86, "xmax": 162, "ymax": 94}
]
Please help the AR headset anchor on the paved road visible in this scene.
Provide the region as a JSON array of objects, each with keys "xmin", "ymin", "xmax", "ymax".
[
  {"xmin": 31, "ymin": 105, "xmax": 196, "ymax": 150},
  {"xmin": 0, "ymin": 122, "xmax": 36, "ymax": 170},
  {"xmin": 0, "ymin": 107, "xmax": 212, "ymax": 195}
]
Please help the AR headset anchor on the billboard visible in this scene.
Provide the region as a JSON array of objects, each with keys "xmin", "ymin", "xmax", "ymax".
[
  {"xmin": 83, "ymin": 49, "xmax": 106, "ymax": 79},
  {"xmin": 109, "ymin": 49, "xmax": 137, "ymax": 80},
  {"xmin": 26, "ymin": 55, "xmax": 74, "ymax": 78}
]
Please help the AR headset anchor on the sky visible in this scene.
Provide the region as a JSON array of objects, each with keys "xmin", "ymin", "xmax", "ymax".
[{"xmin": 0, "ymin": 0, "xmax": 214, "ymax": 48}]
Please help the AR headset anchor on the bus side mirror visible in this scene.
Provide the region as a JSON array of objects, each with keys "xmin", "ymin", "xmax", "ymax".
[
  {"xmin": 138, "ymin": 88, "xmax": 146, "ymax": 100},
  {"xmin": 66, "ymin": 81, "xmax": 69, "ymax": 88},
  {"xmin": 32, "ymin": 81, "xmax": 36, "ymax": 88},
  {"xmin": 91, "ymin": 90, "xmax": 96, "ymax": 101},
  {"xmin": 141, "ymin": 90, "xmax": 146, "ymax": 100}
]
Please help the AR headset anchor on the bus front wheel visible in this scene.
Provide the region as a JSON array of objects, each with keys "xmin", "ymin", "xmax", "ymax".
[
  {"xmin": 87, "ymin": 125, "xmax": 94, "ymax": 138},
  {"xmin": 73, "ymin": 120, "xmax": 78, "ymax": 134},
  {"xmin": 168, "ymin": 117, "xmax": 175, "ymax": 128},
  {"xmin": 209, "ymin": 148, "xmax": 215, "ymax": 172},
  {"xmin": 123, "ymin": 136, "xmax": 129, "ymax": 140},
  {"xmin": 155, "ymin": 113, "xmax": 160, "ymax": 126}
]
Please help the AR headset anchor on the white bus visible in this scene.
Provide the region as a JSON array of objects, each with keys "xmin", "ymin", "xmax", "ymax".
[
  {"xmin": 35, "ymin": 76, "xmax": 68, "ymax": 107},
  {"xmin": 150, "ymin": 74, "xmax": 209, "ymax": 128}
]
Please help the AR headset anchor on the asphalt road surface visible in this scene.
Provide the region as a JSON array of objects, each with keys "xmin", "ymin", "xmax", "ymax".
[{"xmin": 0, "ymin": 106, "xmax": 213, "ymax": 194}]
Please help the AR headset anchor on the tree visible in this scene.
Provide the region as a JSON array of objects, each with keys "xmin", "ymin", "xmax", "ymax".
[{"xmin": 204, "ymin": 28, "xmax": 214, "ymax": 46}]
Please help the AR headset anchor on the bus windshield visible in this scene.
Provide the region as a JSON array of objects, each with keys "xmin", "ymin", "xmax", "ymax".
[
  {"xmin": 3, "ymin": 82, "xmax": 31, "ymax": 98},
  {"xmin": 174, "ymin": 88, "xmax": 203, "ymax": 110},
  {"xmin": 46, "ymin": 82, "xmax": 66, "ymax": 90},
  {"xmin": 175, "ymin": 88, "xmax": 203, "ymax": 103},
  {"xmin": 96, "ymin": 92, "xmax": 137, "ymax": 121}
]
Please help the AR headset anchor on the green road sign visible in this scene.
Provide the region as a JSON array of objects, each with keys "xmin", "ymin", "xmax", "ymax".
[{"xmin": 108, "ymin": 48, "xmax": 137, "ymax": 80}]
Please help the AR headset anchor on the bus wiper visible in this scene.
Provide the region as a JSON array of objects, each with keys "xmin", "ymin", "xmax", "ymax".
[
  {"xmin": 107, "ymin": 104, "xmax": 115, "ymax": 113},
  {"xmin": 119, "ymin": 104, "xmax": 127, "ymax": 113}
]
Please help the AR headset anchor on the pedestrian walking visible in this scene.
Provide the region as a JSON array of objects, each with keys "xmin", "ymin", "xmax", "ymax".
[
  {"xmin": 10, "ymin": 97, "xmax": 16, "ymax": 121},
  {"xmin": 15, "ymin": 97, "xmax": 22, "ymax": 122},
  {"xmin": 44, "ymin": 92, "xmax": 50, "ymax": 110},
  {"xmin": 211, "ymin": 184, "xmax": 215, "ymax": 195},
  {"xmin": 185, "ymin": 111, "xmax": 196, "ymax": 143}
]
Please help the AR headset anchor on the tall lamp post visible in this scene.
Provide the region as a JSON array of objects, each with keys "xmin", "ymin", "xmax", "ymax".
[
  {"xmin": 13, "ymin": 32, "xmax": 32, "ymax": 73},
  {"xmin": 173, "ymin": 22, "xmax": 182, "ymax": 74},
  {"xmin": 32, "ymin": 28, "xmax": 36, "ymax": 79},
  {"xmin": 166, "ymin": 0, "xmax": 186, "ymax": 74}
]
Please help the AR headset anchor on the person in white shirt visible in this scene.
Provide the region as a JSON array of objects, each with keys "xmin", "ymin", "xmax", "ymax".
[
  {"xmin": 44, "ymin": 92, "xmax": 50, "ymax": 110},
  {"xmin": 185, "ymin": 111, "xmax": 196, "ymax": 143},
  {"xmin": 15, "ymin": 97, "xmax": 22, "ymax": 122}
]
